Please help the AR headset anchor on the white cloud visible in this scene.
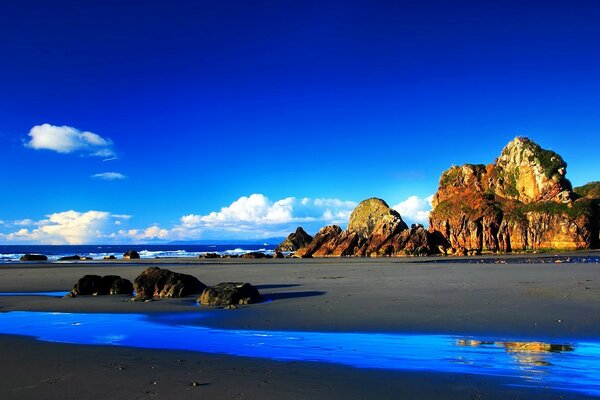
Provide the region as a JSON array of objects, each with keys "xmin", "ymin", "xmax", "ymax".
[
  {"xmin": 177, "ymin": 194, "xmax": 356, "ymax": 234},
  {"xmin": 13, "ymin": 219, "xmax": 34, "ymax": 226},
  {"xmin": 4, "ymin": 210, "xmax": 112, "ymax": 245},
  {"xmin": 124, "ymin": 194, "xmax": 357, "ymax": 241},
  {"xmin": 25, "ymin": 123, "xmax": 116, "ymax": 158},
  {"xmin": 0, "ymin": 194, "xmax": 357, "ymax": 243},
  {"xmin": 92, "ymin": 172, "xmax": 127, "ymax": 180},
  {"xmin": 123, "ymin": 226, "xmax": 170, "ymax": 241},
  {"xmin": 392, "ymin": 195, "xmax": 434, "ymax": 225},
  {"xmin": 111, "ymin": 214, "xmax": 132, "ymax": 220}
]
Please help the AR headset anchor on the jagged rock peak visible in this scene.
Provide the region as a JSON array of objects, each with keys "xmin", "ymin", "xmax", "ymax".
[
  {"xmin": 276, "ymin": 227, "xmax": 313, "ymax": 252},
  {"xmin": 347, "ymin": 198, "xmax": 405, "ymax": 238},
  {"xmin": 494, "ymin": 137, "xmax": 572, "ymax": 203},
  {"xmin": 433, "ymin": 137, "xmax": 573, "ymax": 207}
]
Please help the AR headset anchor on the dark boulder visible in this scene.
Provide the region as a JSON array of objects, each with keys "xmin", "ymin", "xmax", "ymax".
[
  {"xmin": 133, "ymin": 267, "xmax": 206, "ymax": 299},
  {"xmin": 110, "ymin": 278, "xmax": 134, "ymax": 295},
  {"xmin": 200, "ymin": 252, "xmax": 221, "ymax": 259},
  {"xmin": 240, "ymin": 252, "xmax": 266, "ymax": 259},
  {"xmin": 198, "ymin": 282, "xmax": 262, "ymax": 306},
  {"xmin": 103, "ymin": 255, "xmax": 117, "ymax": 260},
  {"xmin": 20, "ymin": 254, "xmax": 47, "ymax": 261},
  {"xmin": 67, "ymin": 274, "xmax": 134, "ymax": 297},
  {"xmin": 123, "ymin": 250, "xmax": 140, "ymax": 259},
  {"xmin": 71, "ymin": 275, "xmax": 103, "ymax": 295},
  {"xmin": 58, "ymin": 255, "xmax": 81, "ymax": 261},
  {"xmin": 273, "ymin": 250, "xmax": 284, "ymax": 259}
]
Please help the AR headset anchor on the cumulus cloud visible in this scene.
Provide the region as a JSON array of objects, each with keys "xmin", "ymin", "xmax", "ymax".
[
  {"xmin": 392, "ymin": 195, "xmax": 434, "ymax": 225},
  {"xmin": 91, "ymin": 172, "xmax": 127, "ymax": 180},
  {"xmin": 122, "ymin": 226, "xmax": 170, "ymax": 241},
  {"xmin": 4, "ymin": 210, "xmax": 112, "ymax": 245},
  {"xmin": 120, "ymin": 194, "xmax": 357, "ymax": 241},
  {"xmin": 177, "ymin": 194, "xmax": 356, "ymax": 236},
  {"xmin": 25, "ymin": 123, "xmax": 116, "ymax": 158},
  {"xmin": 0, "ymin": 194, "xmax": 358, "ymax": 243}
]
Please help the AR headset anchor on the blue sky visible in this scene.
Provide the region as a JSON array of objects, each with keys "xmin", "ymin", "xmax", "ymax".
[{"xmin": 1, "ymin": 0, "xmax": 599, "ymax": 244}]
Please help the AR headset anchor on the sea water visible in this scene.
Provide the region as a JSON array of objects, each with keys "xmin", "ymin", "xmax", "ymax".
[{"xmin": 0, "ymin": 244, "xmax": 278, "ymax": 262}]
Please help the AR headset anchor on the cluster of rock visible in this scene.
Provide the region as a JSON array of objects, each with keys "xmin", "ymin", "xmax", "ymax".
[
  {"xmin": 19, "ymin": 254, "xmax": 47, "ymax": 261},
  {"xmin": 66, "ymin": 274, "xmax": 134, "ymax": 297},
  {"xmin": 429, "ymin": 137, "xmax": 599, "ymax": 253},
  {"xmin": 282, "ymin": 138, "xmax": 598, "ymax": 256},
  {"xmin": 275, "ymin": 227, "xmax": 313, "ymax": 252},
  {"xmin": 199, "ymin": 251, "xmax": 285, "ymax": 259},
  {"xmin": 65, "ymin": 266, "xmax": 263, "ymax": 307},
  {"xmin": 292, "ymin": 198, "xmax": 448, "ymax": 257}
]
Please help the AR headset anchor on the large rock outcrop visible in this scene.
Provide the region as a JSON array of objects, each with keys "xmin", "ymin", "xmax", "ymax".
[
  {"xmin": 133, "ymin": 267, "xmax": 206, "ymax": 299},
  {"xmin": 430, "ymin": 137, "xmax": 599, "ymax": 252},
  {"xmin": 294, "ymin": 198, "xmax": 444, "ymax": 257},
  {"xmin": 275, "ymin": 227, "xmax": 313, "ymax": 252}
]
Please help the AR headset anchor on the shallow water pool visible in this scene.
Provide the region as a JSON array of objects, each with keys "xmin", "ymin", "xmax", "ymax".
[{"xmin": 0, "ymin": 311, "xmax": 599, "ymax": 396}]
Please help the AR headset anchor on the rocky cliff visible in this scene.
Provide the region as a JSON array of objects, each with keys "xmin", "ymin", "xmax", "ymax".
[
  {"xmin": 275, "ymin": 227, "xmax": 313, "ymax": 252},
  {"xmin": 430, "ymin": 137, "xmax": 599, "ymax": 253},
  {"xmin": 294, "ymin": 198, "xmax": 447, "ymax": 257}
]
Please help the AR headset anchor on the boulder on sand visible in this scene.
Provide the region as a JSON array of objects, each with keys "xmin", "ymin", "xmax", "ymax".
[
  {"xmin": 198, "ymin": 282, "xmax": 262, "ymax": 306},
  {"xmin": 123, "ymin": 250, "xmax": 140, "ymax": 259},
  {"xmin": 66, "ymin": 274, "xmax": 134, "ymax": 297},
  {"xmin": 133, "ymin": 267, "xmax": 206, "ymax": 299},
  {"xmin": 240, "ymin": 252, "xmax": 267, "ymax": 259},
  {"xmin": 20, "ymin": 254, "xmax": 48, "ymax": 261}
]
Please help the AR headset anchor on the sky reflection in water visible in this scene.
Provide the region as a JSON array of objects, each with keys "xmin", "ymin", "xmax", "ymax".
[{"xmin": 0, "ymin": 311, "xmax": 599, "ymax": 397}]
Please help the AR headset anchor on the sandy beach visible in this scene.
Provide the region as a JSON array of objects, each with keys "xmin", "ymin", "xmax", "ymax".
[{"xmin": 1, "ymin": 254, "xmax": 600, "ymax": 399}]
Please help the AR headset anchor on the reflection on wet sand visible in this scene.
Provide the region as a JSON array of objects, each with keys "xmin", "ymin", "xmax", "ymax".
[
  {"xmin": 456, "ymin": 339, "xmax": 574, "ymax": 369},
  {"xmin": 0, "ymin": 311, "xmax": 598, "ymax": 397}
]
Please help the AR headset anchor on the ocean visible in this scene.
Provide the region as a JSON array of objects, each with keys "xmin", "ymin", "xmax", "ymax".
[{"xmin": 0, "ymin": 244, "xmax": 278, "ymax": 263}]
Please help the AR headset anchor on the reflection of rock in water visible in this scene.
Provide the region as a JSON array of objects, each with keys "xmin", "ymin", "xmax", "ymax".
[
  {"xmin": 503, "ymin": 342, "xmax": 574, "ymax": 353},
  {"xmin": 456, "ymin": 339, "xmax": 574, "ymax": 369},
  {"xmin": 456, "ymin": 339, "xmax": 495, "ymax": 347},
  {"xmin": 456, "ymin": 339, "xmax": 573, "ymax": 353}
]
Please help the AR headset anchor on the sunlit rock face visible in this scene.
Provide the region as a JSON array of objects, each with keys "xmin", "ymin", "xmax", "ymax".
[
  {"xmin": 293, "ymin": 198, "xmax": 446, "ymax": 257},
  {"xmin": 275, "ymin": 227, "xmax": 313, "ymax": 252},
  {"xmin": 430, "ymin": 137, "xmax": 599, "ymax": 253}
]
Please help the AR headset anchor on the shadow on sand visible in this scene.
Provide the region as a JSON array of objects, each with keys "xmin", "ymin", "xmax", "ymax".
[
  {"xmin": 266, "ymin": 291, "xmax": 325, "ymax": 301},
  {"xmin": 255, "ymin": 284, "xmax": 301, "ymax": 290}
]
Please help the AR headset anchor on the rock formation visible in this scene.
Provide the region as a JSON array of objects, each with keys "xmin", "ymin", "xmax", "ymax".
[
  {"xmin": 66, "ymin": 274, "xmax": 133, "ymax": 297},
  {"xmin": 133, "ymin": 267, "xmax": 206, "ymax": 299},
  {"xmin": 294, "ymin": 198, "xmax": 446, "ymax": 257},
  {"xmin": 123, "ymin": 250, "xmax": 140, "ymax": 259},
  {"xmin": 429, "ymin": 137, "xmax": 599, "ymax": 252},
  {"xmin": 20, "ymin": 254, "xmax": 47, "ymax": 261},
  {"xmin": 240, "ymin": 251, "xmax": 269, "ymax": 259},
  {"xmin": 198, "ymin": 282, "xmax": 262, "ymax": 306},
  {"xmin": 275, "ymin": 227, "xmax": 313, "ymax": 252}
]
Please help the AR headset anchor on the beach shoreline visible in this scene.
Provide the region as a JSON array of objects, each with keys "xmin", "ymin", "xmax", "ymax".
[{"xmin": 1, "ymin": 255, "xmax": 600, "ymax": 399}]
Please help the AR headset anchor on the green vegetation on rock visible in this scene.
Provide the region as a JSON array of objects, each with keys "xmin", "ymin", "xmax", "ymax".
[{"xmin": 574, "ymin": 181, "xmax": 600, "ymax": 199}]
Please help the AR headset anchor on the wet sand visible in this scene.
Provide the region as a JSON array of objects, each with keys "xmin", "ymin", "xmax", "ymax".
[{"xmin": 1, "ymin": 254, "xmax": 599, "ymax": 399}]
